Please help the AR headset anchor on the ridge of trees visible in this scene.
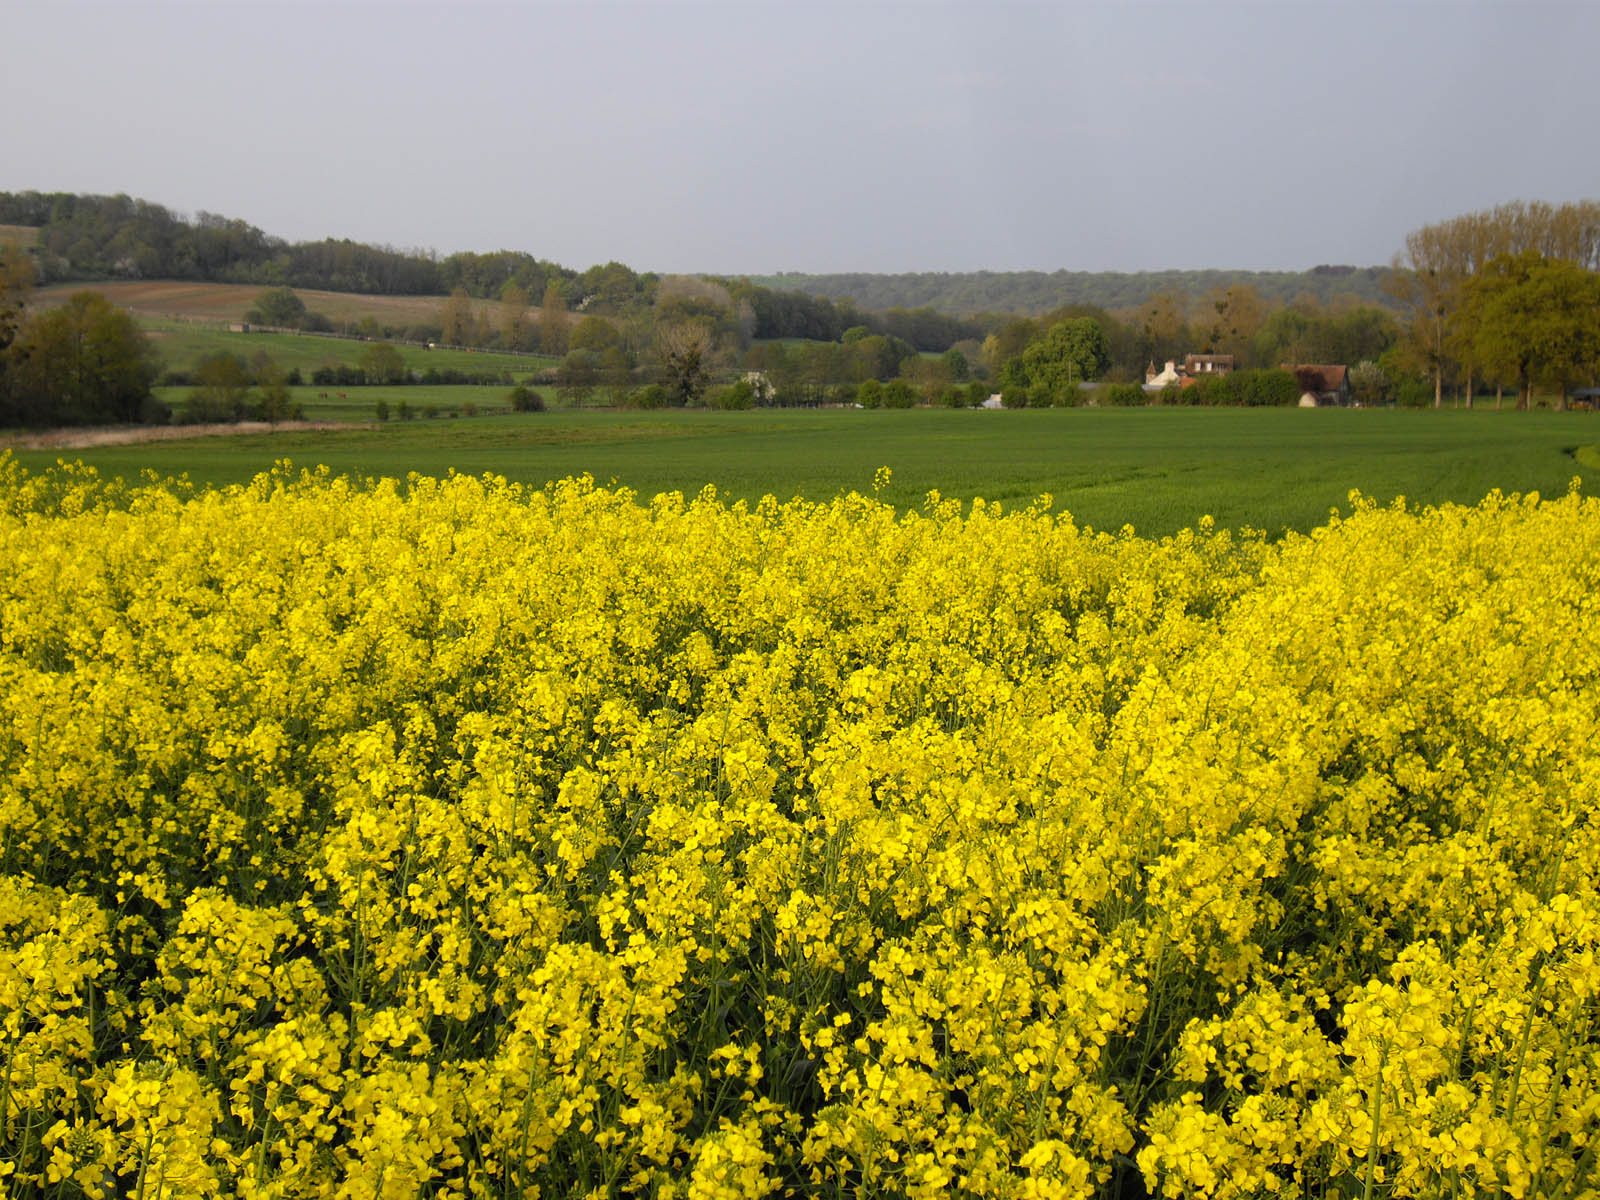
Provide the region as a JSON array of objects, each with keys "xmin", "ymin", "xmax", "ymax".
[{"xmin": 747, "ymin": 265, "xmax": 1397, "ymax": 317}]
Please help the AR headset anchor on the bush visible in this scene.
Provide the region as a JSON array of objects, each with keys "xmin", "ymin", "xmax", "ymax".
[
  {"xmin": 139, "ymin": 393, "xmax": 173, "ymax": 425},
  {"xmin": 1394, "ymin": 375, "xmax": 1432, "ymax": 407},
  {"xmin": 1104, "ymin": 382, "xmax": 1147, "ymax": 407},
  {"xmin": 856, "ymin": 379, "xmax": 883, "ymax": 409},
  {"xmin": 1190, "ymin": 373, "xmax": 1241, "ymax": 406},
  {"xmin": 707, "ymin": 380, "xmax": 756, "ymax": 410},
  {"xmin": 1241, "ymin": 369, "xmax": 1300, "ymax": 407},
  {"xmin": 311, "ymin": 365, "xmax": 365, "ymax": 388},
  {"xmin": 375, "ymin": 399, "xmax": 390, "ymax": 422},
  {"xmin": 628, "ymin": 384, "xmax": 668, "ymax": 410},
  {"xmin": 881, "ymin": 380, "xmax": 915, "ymax": 409},
  {"xmin": 509, "ymin": 385, "xmax": 545, "ymax": 412}
]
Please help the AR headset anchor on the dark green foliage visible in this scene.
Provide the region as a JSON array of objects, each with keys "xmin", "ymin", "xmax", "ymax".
[
  {"xmin": 1188, "ymin": 373, "xmax": 1241, "ymax": 406},
  {"xmin": 1001, "ymin": 317, "xmax": 1111, "ymax": 409},
  {"xmin": 1, "ymin": 290, "xmax": 159, "ymax": 427},
  {"xmin": 0, "ymin": 189, "xmax": 576, "ymax": 297},
  {"xmin": 508, "ymin": 385, "xmax": 545, "ymax": 412},
  {"xmin": 709, "ymin": 379, "xmax": 756, "ymax": 410},
  {"xmin": 1241, "ymin": 369, "xmax": 1301, "ymax": 407},
  {"xmin": 1104, "ymin": 382, "xmax": 1147, "ymax": 406},
  {"xmin": 881, "ymin": 379, "xmax": 915, "ymax": 409}
]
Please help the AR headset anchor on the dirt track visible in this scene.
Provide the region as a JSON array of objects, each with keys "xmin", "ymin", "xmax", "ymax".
[{"xmin": 2, "ymin": 419, "xmax": 369, "ymax": 451}]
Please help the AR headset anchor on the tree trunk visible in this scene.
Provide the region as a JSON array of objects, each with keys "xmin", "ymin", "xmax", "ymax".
[
  {"xmin": 1496, "ymin": 384, "xmax": 1503, "ymax": 410},
  {"xmin": 1434, "ymin": 367, "xmax": 1442, "ymax": 408},
  {"xmin": 1465, "ymin": 367, "xmax": 1473, "ymax": 408}
]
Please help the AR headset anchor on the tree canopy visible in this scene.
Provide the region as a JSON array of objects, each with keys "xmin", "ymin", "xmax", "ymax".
[
  {"xmin": 1464, "ymin": 251, "xmax": 1600, "ymax": 408},
  {"xmin": 2, "ymin": 290, "xmax": 158, "ymax": 427}
]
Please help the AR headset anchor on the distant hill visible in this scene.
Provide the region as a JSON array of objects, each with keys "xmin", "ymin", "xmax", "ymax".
[{"xmin": 747, "ymin": 266, "xmax": 1397, "ymax": 317}]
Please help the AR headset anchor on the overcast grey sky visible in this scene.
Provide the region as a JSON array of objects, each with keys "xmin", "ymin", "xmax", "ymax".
[{"xmin": 3, "ymin": 0, "xmax": 1596, "ymax": 275}]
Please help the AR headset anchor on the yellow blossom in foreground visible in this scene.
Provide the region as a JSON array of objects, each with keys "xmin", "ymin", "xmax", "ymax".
[{"xmin": 1, "ymin": 455, "xmax": 1598, "ymax": 1197}]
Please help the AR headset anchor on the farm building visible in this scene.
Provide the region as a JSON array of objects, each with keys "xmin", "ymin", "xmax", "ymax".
[
  {"xmin": 1292, "ymin": 364, "xmax": 1352, "ymax": 406},
  {"xmin": 1183, "ymin": 354, "xmax": 1234, "ymax": 376}
]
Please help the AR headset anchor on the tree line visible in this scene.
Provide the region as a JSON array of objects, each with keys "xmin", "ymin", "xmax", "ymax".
[
  {"xmin": 747, "ymin": 264, "xmax": 1396, "ymax": 317},
  {"xmin": 1387, "ymin": 200, "xmax": 1600, "ymax": 407},
  {"xmin": 6, "ymin": 190, "xmax": 1596, "ymax": 421}
]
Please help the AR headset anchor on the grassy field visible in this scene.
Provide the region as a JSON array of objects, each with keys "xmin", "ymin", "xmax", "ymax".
[
  {"xmin": 140, "ymin": 321, "xmax": 555, "ymax": 379},
  {"xmin": 10, "ymin": 407, "xmax": 1595, "ymax": 536}
]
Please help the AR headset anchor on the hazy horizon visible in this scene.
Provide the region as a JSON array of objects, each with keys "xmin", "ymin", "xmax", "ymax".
[{"xmin": 4, "ymin": 0, "xmax": 1598, "ymax": 277}]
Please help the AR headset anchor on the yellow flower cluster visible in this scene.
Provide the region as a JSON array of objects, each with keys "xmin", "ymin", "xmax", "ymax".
[{"xmin": 2, "ymin": 452, "xmax": 1597, "ymax": 1198}]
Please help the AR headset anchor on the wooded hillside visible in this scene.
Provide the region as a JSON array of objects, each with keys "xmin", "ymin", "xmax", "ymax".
[{"xmin": 748, "ymin": 266, "xmax": 1396, "ymax": 317}]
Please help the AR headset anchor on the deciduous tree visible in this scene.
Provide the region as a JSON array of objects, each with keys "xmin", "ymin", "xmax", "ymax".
[
  {"xmin": 439, "ymin": 287, "xmax": 474, "ymax": 346},
  {"xmin": 8, "ymin": 290, "xmax": 158, "ymax": 426},
  {"xmin": 253, "ymin": 286, "xmax": 306, "ymax": 328},
  {"xmin": 499, "ymin": 283, "xmax": 530, "ymax": 350},
  {"xmin": 539, "ymin": 284, "xmax": 569, "ymax": 356},
  {"xmin": 655, "ymin": 321, "xmax": 713, "ymax": 407},
  {"xmin": 1465, "ymin": 251, "xmax": 1600, "ymax": 409},
  {"xmin": 359, "ymin": 341, "xmax": 407, "ymax": 385}
]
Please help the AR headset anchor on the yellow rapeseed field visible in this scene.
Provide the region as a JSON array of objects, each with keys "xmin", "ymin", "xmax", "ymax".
[{"xmin": 1, "ymin": 453, "xmax": 1597, "ymax": 1199}]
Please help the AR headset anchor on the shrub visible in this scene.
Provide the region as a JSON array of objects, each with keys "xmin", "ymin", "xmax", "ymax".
[
  {"xmin": 1241, "ymin": 368, "xmax": 1300, "ymax": 407},
  {"xmin": 1104, "ymin": 382, "xmax": 1147, "ymax": 407},
  {"xmin": 509, "ymin": 385, "xmax": 545, "ymax": 412},
  {"xmin": 628, "ymin": 384, "xmax": 668, "ymax": 410},
  {"xmin": 881, "ymin": 380, "xmax": 915, "ymax": 409},
  {"xmin": 708, "ymin": 379, "xmax": 756, "ymax": 410}
]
